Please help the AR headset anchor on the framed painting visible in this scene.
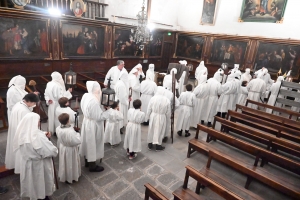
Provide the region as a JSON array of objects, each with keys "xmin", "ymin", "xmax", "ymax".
[
  {"xmin": 112, "ymin": 27, "xmax": 143, "ymax": 58},
  {"xmin": 60, "ymin": 21, "xmax": 106, "ymax": 59},
  {"xmin": 0, "ymin": 16, "xmax": 51, "ymax": 60},
  {"xmin": 149, "ymin": 32, "xmax": 163, "ymax": 57},
  {"xmin": 209, "ymin": 38, "xmax": 250, "ymax": 68},
  {"xmin": 175, "ymin": 34, "xmax": 205, "ymax": 61},
  {"xmin": 200, "ymin": 0, "xmax": 219, "ymax": 25},
  {"xmin": 239, "ymin": 0, "xmax": 288, "ymax": 23},
  {"xmin": 254, "ymin": 42, "xmax": 300, "ymax": 78}
]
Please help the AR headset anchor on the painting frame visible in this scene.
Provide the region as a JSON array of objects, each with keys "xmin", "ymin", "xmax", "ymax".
[
  {"xmin": 200, "ymin": 0, "xmax": 219, "ymax": 26},
  {"xmin": 0, "ymin": 15, "xmax": 51, "ymax": 60},
  {"xmin": 174, "ymin": 33, "xmax": 206, "ymax": 62},
  {"xmin": 208, "ymin": 37, "xmax": 251, "ymax": 70},
  {"xmin": 148, "ymin": 31, "xmax": 163, "ymax": 58},
  {"xmin": 59, "ymin": 20, "xmax": 107, "ymax": 59},
  {"xmin": 239, "ymin": 0, "xmax": 288, "ymax": 23}
]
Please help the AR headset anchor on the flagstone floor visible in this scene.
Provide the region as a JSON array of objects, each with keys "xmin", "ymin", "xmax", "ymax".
[{"xmin": 0, "ymin": 107, "xmax": 296, "ymax": 200}]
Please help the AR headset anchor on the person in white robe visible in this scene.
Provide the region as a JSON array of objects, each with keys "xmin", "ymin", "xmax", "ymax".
[
  {"xmin": 55, "ymin": 97, "xmax": 77, "ymax": 128},
  {"xmin": 202, "ymin": 69, "xmax": 224, "ymax": 126},
  {"xmin": 56, "ymin": 113, "xmax": 81, "ymax": 183},
  {"xmin": 140, "ymin": 70, "xmax": 157, "ymax": 124},
  {"xmin": 146, "ymin": 87, "xmax": 171, "ymax": 151},
  {"xmin": 104, "ymin": 60, "xmax": 129, "ymax": 90},
  {"xmin": 229, "ymin": 72, "xmax": 241, "ymax": 111},
  {"xmin": 115, "ymin": 71, "xmax": 129, "ymax": 131},
  {"xmin": 178, "ymin": 71, "xmax": 186, "ymax": 95},
  {"xmin": 146, "ymin": 64, "xmax": 155, "ymax": 82},
  {"xmin": 44, "ymin": 72, "xmax": 72, "ymax": 134},
  {"xmin": 123, "ymin": 99, "xmax": 145, "ymax": 160},
  {"xmin": 128, "ymin": 68, "xmax": 141, "ymax": 108},
  {"xmin": 237, "ymin": 81, "xmax": 249, "ymax": 106},
  {"xmin": 266, "ymin": 76, "xmax": 285, "ymax": 114},
  {"xmin": 80, "ymin": 81, "xmax": 110, "ymax": 172},
  {"xmin": 195, "ymin": 61, "xmax": 208, "ymax": 82},
  {"xmin": 230, "ymin": 64, "xmax": 242, "ymax": 79},
  {"xmin": 5, "ymin": 93, "xmax": 39, "ymax": 173},
  {"xmin": 163, "ymin": 68, "xmax": 179, "ymax": 93},
  {"xmin": 246, "ymin": 72, "xmax": 267, "ymax": 109},
  {"xmin": 104, "ymin": 101, "xmax": 123, "ymax": 146},
  {"xmin": 241, "ymin": 68, "xmax": 252, "ymax": 83},
  {"xmin": 191, "ymin": 73, "xmax": 209, "ymax": 127},
  {"xmin": 131, "ymin": 63, "xmax": 145, "ymax": 78},
  {"xmin": 6, "ymin": 75, "xmax": 28, "ymax": 124},
  {"xmin": 14, "ymin": 112, "xmax": 58, "ymax": 200},
  {"xmin": 176, "ymin": 84, "xmax": 196, "ymax": 137}
]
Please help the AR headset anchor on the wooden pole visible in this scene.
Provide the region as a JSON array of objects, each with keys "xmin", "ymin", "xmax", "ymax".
[{"xmin": 171, "ymin": 71, "xmax": 175, "ymax": 143}]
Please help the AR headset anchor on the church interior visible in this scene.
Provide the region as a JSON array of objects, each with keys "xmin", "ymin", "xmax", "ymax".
[{"xmin": 0, "ymin": 0, "xmax": 300, "ymax": 199}]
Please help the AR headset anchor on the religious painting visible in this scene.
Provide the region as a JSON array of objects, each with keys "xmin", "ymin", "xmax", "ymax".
[
  {"xmin": 209, "ymin": 38, "xmax": 249, "ymax": 68},
  {"xmin": 113, "ymin": 27, "xmax": 143, "ymax": 58},
  {"xmin": 11, "ymin": 0, "xmax": 29, "ymax": 9},
  {"xmin": 175, "ymin": 34, "xmax": 205, "ymax": 61},
  {"xmin": 149, "ymin": 32, "xmax": 163, "ymax": 57},
  {"xmin": 0, "ymin": 16, "xmax": 51, "ymax": 60},
  {"xmin": 200, "ymin": 0, "xmax": 218, "ymax": 25},
  {"xmin": 239, "ymin": 0, "xmax": 288, "ymax": 23},
  {"xmin": 70, "ymin": 0, "xmax": 86, "ymax": 18},
  {"xmin": 254, "ymin": 42, "xmax": 300, "ymax": 78},
  {"xmin": 61, "ymin": 22, "xmax": 105, "ymax": 58}
]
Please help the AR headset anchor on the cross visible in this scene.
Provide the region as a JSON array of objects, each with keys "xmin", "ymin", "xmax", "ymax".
[{"xmin": 107, "ymin": 77, "xmax": 113, "ymax": 88}]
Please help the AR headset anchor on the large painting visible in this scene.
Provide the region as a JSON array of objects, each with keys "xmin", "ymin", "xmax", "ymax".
[
  {"xmin": 200, "ymin": 0, "xmax": 218, "ymax": 25},
  {"xmin": 175, "ymin": 34, "xmax": 205, "ymax": 60},
  {"xmin": 61, "ymin": 22, "xmax": 105, "ymax": 58},
  {"xmin": 239, "ymin": 0, "xmax": 288, "ymax": 23},
  {"xmin": 209, "ymin": 39, "xmax": 249, "ymax": 67},
  {"xmin": 149, "ymin": 32, "xmax": 163, "ymax": 57},
  {"xmin": 0, "ymin": 16, "xmax": 50, "ymax": 60},
  {"xmin": 113, "ymin": 27, "xmax": 143, "ymax": 57},
  {"xmin": 255, "ymin": 42, "xmax": 300, "ymax": 78}
]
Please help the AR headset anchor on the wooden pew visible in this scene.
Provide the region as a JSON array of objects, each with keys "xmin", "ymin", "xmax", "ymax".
[
  {"xmin": 144, "ymin": 183, "xmax": 169, "ymax": 200},
  {"xmin": 213, "ymin": 116, "xmax": 300, "ymax": 158},
  {"xmin": 227, "ymin": 110, "xmax": 300, "ymax": 144},
  {"xmin": 236, "ymin": 104, "xmax": 300, "ymax": 131},
  {"xmin": 245, "ymin": 99, "xmax": 300, "ymax": 120},
  {"xmin": 77, "ymin": 72, "xmax": 105, "ymax": 88},
  {"xmin": 0, "ymin": 97, "xmax": 8, "ymax": 131}
]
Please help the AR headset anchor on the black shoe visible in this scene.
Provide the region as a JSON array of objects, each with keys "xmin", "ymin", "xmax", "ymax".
[
  {"xmin": 0, "ymin": 186, "xmax": 8, "ymax": 194},
  {"xmin": 185, "ymin": 130, "xmax": 191, "ymax": 137},
  {"xmin": 156, "ymin": 145, "xmax": 165, "ymax": 152},
  {"xmin": 201, "ymin": 120, "xmax": 204, "ymax": 125},
  {"xmin": 177, "ymin": 130, "xmax": 182, "ymax": 136},
  {"xmin": 148, "ymin": 143, "xmax": 153, "ymax": 150},
  {"xmin": 207, "ymin": 122, "xmax": 212, "ymax": 127},
  {"xmin": 120, "ymin": 129, "xmax": 123, "ymax": 134},
  {"xmin": 143, "ymin": 121, "xmax": 149, "ymax": 125},
  {"xmin": 84, "ymin": 158, "xmax": 89, "ymax": 168},
  {"xmin": 89, "ymin": 165, "xmax": 104, "ymax": 172},
  {"xmin": 216, "ymin": 112, "xmax": 221, "ymax": 117},
  {"xmin": 162, "ymin": 137, "xmax": 168, "ymax": 143},
  {"xmin": 221, "ymin": 112, "xmax": 227, "ymax": 119}
]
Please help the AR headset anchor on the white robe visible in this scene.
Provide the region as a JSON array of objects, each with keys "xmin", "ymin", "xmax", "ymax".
[
  {"xmin": 104, "ymin": 66, "xmax": 128, "ymax": 90},
  {"xmin": 123, "ymin": 108, "xmax": 145, "ymax": 152},
  {"xmin": 128, "ymin": 74, "xmax": 141, "ymax": 108},
  {"xmin": 55, "ymin": 106, "xmax": 77, "ymax": 128},
  {"xmin": 140, "ymin": 80, "xmax": 157, "ymax": 115},
  {"xmin": 217, "ymin": 80, "xmax": 237, "ymax": 113},
  {"xmin": 191, "ymin": 82, "xmax": 209, "ymax": 128},
  {"xmin": 57, "ymin": 126, "xmax": 81, "ymax": 183},
  {"xmin": 115, "ymin": 79, "xmax": 129, "ymax": 128},
  {"xmin": 266, "ymin": 81, "xmax": 283, "ymax": 114},
  {"xmin": 104, "ymin": 109, "xmax": 123, "ymax": 145},
  {"xmin": 230, "ymin": 79, "xmax": 241, "ymax": 111},
  {"xmin": 176, "ymin": 91, "xmax": 196, "ymax": 131},
  {"xmin": 6, "ymin": 85, "xmax": 27, "ymax": 124},
  {"xmin": 5, "ymin": 101, "xmax": 31, "ymax": 173},
  {"xmin": 178, "ymin": 71, "xmax": 186, "ymax": 95},
  {"xmin": 241, "ymin": 73, "xmax": 252, "ymax": 83},
  {"xmin": 20, "ymin": 131, "xmax": 58, "ymax": 200},
  {"xmin": 247, "ymin": 78, "xmax": 266, "ymax": 109},
  {"xmin": 80, "ymin": 93, "xmax": 109, "ymax": 162},
  {"xmin": 237, "ymin": 86, "xmax": 248, "ymax": 106},
  {"xmin": 44, "ymin": 81, "xmax": 72, "ymax": 133},
  {"xmin": 146, "ymin": 95, "xmax": 171, "ymax": 145},
  {"xmin": 195, "ymin": 66, "xmax": 208, "ymax": 81}
]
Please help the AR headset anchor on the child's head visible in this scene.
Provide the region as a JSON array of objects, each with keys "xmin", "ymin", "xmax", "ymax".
[
  {"xmin": 133, "ymin": 99, "xmax": 142, "ymax": 109},
  {"xmin": 58, "ymin": 97, "xmax": 69, "ymax": 107},
  {"xmin": 185, "ymin": 84, "xmax": 193, "ymax": 91},
  {"xmin": 58, "ymin": 113, "xmax": 69, "ymax": 125},
  {"xmin": 241, "ymin": 81, "xmax": 248, "ymax": 87},
  {"xmin": 111, "ymin": 101, "xmax": 119, "ymax": 109}
]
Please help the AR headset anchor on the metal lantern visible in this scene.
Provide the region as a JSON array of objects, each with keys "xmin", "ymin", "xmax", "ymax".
[
  {"xmin": 101, "ymin": 77, "xmax": 115, "ymax": 107},
  {"xmin": 64, "ymin": 62, "xmax": 77, "ymax": 88}
]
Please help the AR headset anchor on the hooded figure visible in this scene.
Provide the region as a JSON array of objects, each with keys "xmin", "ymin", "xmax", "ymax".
[
  {"xmin": 146, "ymin": 64, "xmax": 155, "ymax": 81},
  {"xmin": 115, "ymin": 72, "xmax": 129, "ymax": 128},
  {"xmin": 229, "ymin": 71, "xmax": 242, "ymax": 111},
  {"xmin": 241, "ymin": 68, "xmax": 252, "ymax": 83},
  {"xmin": 140, "ymin": 69, "xmax": 157, "ymax": 117},
  {"xmin": 246, "ymin": 72, "xmax": 267, "ymax": 109},
  {"xmin": 128, "ymin": 67, "xmax": 141, "ymax": 108},
  {"xmin": 179, "ymin": 60, "xmax": 187, "ymax": 65},
  {"xmin": 44, "ymin": 72, "xmax": 72, "ymax": 133},
  {"xmin": 14, "ymin": 113, "xmax": 58, "ymax": 200},
  {"xmin": 130, "ymin": 63, "xmax": 145, "ymax": 78},
  {"xmin": 231, "ymin": 64, "xmax": 242, "ymax": 78},
  {"xmin": 202, "ymin": 69, "xmax": 223, "ymax": 126},
  {"xmin": 80, "ymin": 81, "xmax": 110, "ymax": 172},
  {"xmin": 195, "ymin": 61, "xmax": 208, "ymax": 82},
  {"xmin": 237, "ymin": 81, "xmax": 249, "ymax": 106},
  {"xmin": 266, "ymin": 76, "xmax": 285, "ymax": 114},
  {"xmin": 178, "ymin": 71, "xmax": 186, "ymax": 95},
  {"xmin": 6, "ymin": 75, "xmax": 28, "ymax": 123},
  {"xmin": 163, "ymin": 68, "xmax": 179, "ymax": 95}
]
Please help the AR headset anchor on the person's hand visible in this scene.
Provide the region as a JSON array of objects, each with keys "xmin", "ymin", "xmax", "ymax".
[
  {"xmin": 68, "ymin": 88, "xmax": 73, "ymax": 93},
  {"xmin": 48, "ymin": 100, "xmax": 53, "ymax": 104},
  {"xmin": 129, "ymin": 97, "xmax": 132, "ymax": 101},
  {"xmin": 116, "ymin": 106, "xmax": 120, "ymax": 111},
  {"xmin": 104, "ymin": 84, "xmax": 107, "ymax": 88},
  {"xmin": 45, "ymin": 132, "xmax": 52, "ymax": 138},
  {"xmin": 33, "ymin": 91, "xmax": 39, "ymax": 95}
]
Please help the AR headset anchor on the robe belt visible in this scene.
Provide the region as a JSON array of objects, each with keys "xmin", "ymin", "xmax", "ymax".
[
  {"xmin": 249, "ymin": 91, "xmax": 261, "ymax": 93},
  {"xmin": 128, "ymin": 121, "xmax": 140, "ymax": 124},
  {"xmin": 152, "ymin": 112, "xmax": 165, "ymax": 115}
]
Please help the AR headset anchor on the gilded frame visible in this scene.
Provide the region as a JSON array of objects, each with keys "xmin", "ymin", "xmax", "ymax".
[{"xmin": 200, "ymin": 0, "xmax": 219, "ymax": 26}]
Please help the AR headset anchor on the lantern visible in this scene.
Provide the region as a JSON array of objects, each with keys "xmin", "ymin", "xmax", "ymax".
[
  {"xmin": 101, "ymin": 77, "xmax": 115, "ymax": 107},
  {"xmin": 64, "ymin": 62, "xmax": 77, "ymax": 88}
]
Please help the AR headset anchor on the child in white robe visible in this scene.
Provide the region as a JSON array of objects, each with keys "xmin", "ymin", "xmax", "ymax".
[
  {"xmin": 124, "ymin": 99, "xmax": 145, "ymax": 159},
  {"xmin": 176, "ymin": 84, "xmax": 196, "ymax": 137},
  {"xmin": 55, "ymin": 97, "xmax": 78, "ymax": 128},
  {"xmin": 57, "ymin": 113, "xmax": 81, "ymax": 184},
  {"xmin": 104, "ymin": 101, "xmax": 124, "ymax": 146}
]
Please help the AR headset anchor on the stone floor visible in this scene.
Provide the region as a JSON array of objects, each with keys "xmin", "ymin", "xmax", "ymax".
[{"xmin": 0, "ymin": 106, "xmax": 298, "ymax": 200}]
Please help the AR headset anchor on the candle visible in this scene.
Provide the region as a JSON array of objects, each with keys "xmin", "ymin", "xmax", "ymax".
[{"xmin": 68, "ymin": 76, "xmax": 72, "ymax": 84}]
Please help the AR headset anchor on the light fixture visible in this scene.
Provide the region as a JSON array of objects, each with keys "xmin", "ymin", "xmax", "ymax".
[
  {"xmin": 48, "ymin": 8, "xmax": 61, "ymax": 17},
  {"xmin": 101, "ymin": 78, "xmax": 115, "ymax": 107},
  {"xmin": 64, "ymin": 62, "xmax": 77, "ymax": 88},
  {"xmin": 133, "ymin": 0, "xmax": 153, "ymax": 45}
]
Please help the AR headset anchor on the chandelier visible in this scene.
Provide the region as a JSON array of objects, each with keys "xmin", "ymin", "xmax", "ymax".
[{"xmin": 133, "ymin": 0, "xmax": 153, "ymax": 44}]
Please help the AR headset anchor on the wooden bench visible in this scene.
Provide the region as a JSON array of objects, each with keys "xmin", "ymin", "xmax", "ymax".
[
  {"xmin": 236, "ymin": 104, "xmax": 300, "ymax": 131},
  {"xmin": 144, "ymin": 183, "xmax": 169, "ymax": 200},
  {"xmin": 213, "ymin": 116, "xmax": 300, "ymax": 159},
  {"xmin": 0, "ymin": 97, "xmax": 8, "ymax": 131},
  {"xmin": 245, "ymin": 99, "xmax": 300, "ymax": 120},
  {"xmin": 227, "ymin": 110, "xmax": 300, "ymax": 144},
  {"xmin": 77, "ymin": 72, "xmax": 105, "ymax": 88}
]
